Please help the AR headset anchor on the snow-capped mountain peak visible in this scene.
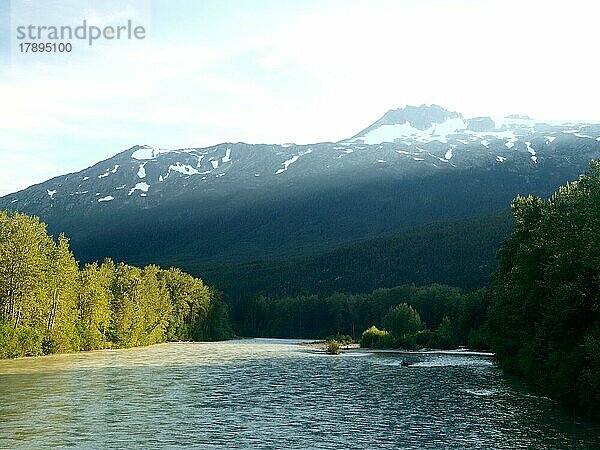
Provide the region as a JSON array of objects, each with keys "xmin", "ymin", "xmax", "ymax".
[
  {"xmin": 3, "ymin": 105, "xmax": 600, "ymax": 219},
  {"xmin": 3, "ymin": 104, "xmax": 600, "ymax": 267},
  {"xmin": 349, "ymin": 104, "xmax": 463, "ymax": 143},
  {"xmin": 345, "ymin": 104, "xmax": 600, "ymax": 153}
]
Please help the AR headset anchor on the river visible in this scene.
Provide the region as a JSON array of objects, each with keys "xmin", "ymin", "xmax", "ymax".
[{"xmin": 0, "ymin": 339, "xmax": 598, "ymax": 449}]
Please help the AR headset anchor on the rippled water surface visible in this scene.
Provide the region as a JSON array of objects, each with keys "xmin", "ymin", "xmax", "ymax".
[{"xmin": 0, "ymin": 339, "xmax": 598, "ymax": 449}]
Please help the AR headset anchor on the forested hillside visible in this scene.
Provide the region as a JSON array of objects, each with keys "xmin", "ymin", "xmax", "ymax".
[
  {"xmin": 488, "ymin": 161, "xmax": 600, "ymax": 420},
  {"xmin": 48, "ymin": 166, "xmax": 579, "ymax": 268},
  {"xmin": 0, "ymin": 211, "xmax": 232, "ymax": 358},
  {"xmin": 195, "ymin": 212, "xmax": 513, "ymax": 301}
]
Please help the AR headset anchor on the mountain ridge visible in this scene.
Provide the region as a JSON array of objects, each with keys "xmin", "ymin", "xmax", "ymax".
[
  {"xmin": 2, "ymin": 104, "xmax": 600, "ymax": 267},
  {"xmin": 4, "ymin": 104, "xmax": 600, "ymax": 206}
]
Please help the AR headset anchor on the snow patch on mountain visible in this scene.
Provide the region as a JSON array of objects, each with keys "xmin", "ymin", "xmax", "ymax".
[
  {"xmin": 354, "ymin": 117, "xmax": 466, "ymax": 145},
  {"xmin": 526, "ymin": 142, "xmax": 537, "ymax": 163},
  {"xmin": 128, "ymin": 182, "xmax": 150, "ymax": 195},
  {"xmin": 98, "ymin": 196, "xmax": 114, "ymax": 202},
  {"xmin": 131, "ymin": 146, "xmax": 171, "ymax": 160},
  {"xmin": 353, "ymin": 113, "xmax": 525, "ymax": 147},
  {"xmin": 571, "ymin": 128, "xmax": 594, "ymax": 138},
  {"xmin": 275, "ymin": 149, "xmax": 313, "ymax": 175},
  {"xmin": 431, "ymin": 118, "xmax": 466, "ymax": 138},
  {"xmin": 169, "ymin": 163, "xmax": 200, "ymax": 176},
  {"xmin": 276, "ymin": 156, "xmax": 299, "ymax": 174},
  {"xmin": 222, "ymin": 148, "xmax": 232, "ymax": 163}
]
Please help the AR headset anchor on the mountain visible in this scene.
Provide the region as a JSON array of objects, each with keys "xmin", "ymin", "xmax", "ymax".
[
  {"xmin": 190, "ymin": 212, "xmax": 515, "ymax": 302},
  {"xmin": 2, "ymin": 104, "xmax": 600, "ymax": 268}
]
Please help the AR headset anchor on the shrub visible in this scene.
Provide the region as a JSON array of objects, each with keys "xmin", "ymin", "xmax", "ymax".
[
  {"xmin": 41, "ymin": 330, "xmax": 75, "ymax": 355},
  {"xmin": 360, "ymin": 325, "xmax": 395, "ymax": 348},
  {"xmin": 326, "ymin": 339, "xmax": 341, "ymax": 355},
  {"xmin": 0, "ymin": 320, "xmax": 43, "ymax": 358},
  {"xmin": 75, "ymin": 324, "xmax": 106, "ymax": 351}
]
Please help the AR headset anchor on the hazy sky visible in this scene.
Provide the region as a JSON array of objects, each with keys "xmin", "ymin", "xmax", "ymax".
[{"xmin": 1, "ymin": 0, "xmax": 600, "ymax": 195}]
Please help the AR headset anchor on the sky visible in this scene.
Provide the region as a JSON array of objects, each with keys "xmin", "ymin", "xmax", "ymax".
[{"xmin": 1, "ymin": 0, "xmax": 600, "ymax": 196}]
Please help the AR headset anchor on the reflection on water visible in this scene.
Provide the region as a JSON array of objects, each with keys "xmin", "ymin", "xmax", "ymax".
[{"xmin": 0, "ymin": 339, "xmax": 598, "ymax": 449}]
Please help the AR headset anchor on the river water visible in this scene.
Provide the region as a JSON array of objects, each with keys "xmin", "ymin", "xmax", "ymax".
[{"xmin": 0, "ymin": 339, "xmax": 598, "ymax": 449}]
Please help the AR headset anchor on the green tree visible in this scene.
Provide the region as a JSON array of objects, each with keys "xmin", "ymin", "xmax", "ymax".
[
  {"xmin": 0, "ymin": 211, "xmax": 233, "ymax": 358},
  {"xmin": 0, "ymin": 212, "xmax": 53, "ymax": 329},
  {"xmin": 76, "ymin": 260, "xmax": 114, "ymax": 350},
  {"xmin": 360, "ymin": 325, "xmax": 394, "ymax": 348},
  {"xmin": 383, "ymin": 303, "xmax": 425, "ymax": 338},
  {"xmin": 41, "ymin": 235, "xmax": 79, "ymax": 353},
  {"xmin": 160, "ymin": 268, "xmax": 212, "ymax": 341},
  {"xmin": 488, "ymin": 161, "xmax": 600, "ymax": 419}
]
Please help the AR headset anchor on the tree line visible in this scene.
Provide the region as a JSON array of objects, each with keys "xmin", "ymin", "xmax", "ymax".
[
  {"xmin": 230, "ymin": 284, "xmax": 490, "ymax": 349},
  {"xmin": 0, "ymin": 211, "xmax": 232, "ymax": 358}
]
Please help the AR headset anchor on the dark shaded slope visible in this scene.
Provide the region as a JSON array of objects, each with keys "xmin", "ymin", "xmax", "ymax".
[
  {"xmin": 57, "ymin": 165, "xmax": 558, "ymax": 266},
  {"xmin": 187, "ymin": 212, "xmax": 514, "ymax": 304}
]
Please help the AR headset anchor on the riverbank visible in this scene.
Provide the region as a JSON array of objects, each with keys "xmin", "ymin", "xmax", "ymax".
[
  {"xmin": 299, "ymin": 340, "xmax": 493, "ymax": 356},
  {"xmin": 363, "ymin": 348, "xmax": 495, "ymax": 356},
  {"xmin": 299, "ymin": 341, "xmax": 360, "ymax": 350}
]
